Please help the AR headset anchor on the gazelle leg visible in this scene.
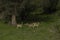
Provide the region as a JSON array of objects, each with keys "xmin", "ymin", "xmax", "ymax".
[{"xmin": 33, "ymin": 26, "xmax": 36, "ymax": 32}]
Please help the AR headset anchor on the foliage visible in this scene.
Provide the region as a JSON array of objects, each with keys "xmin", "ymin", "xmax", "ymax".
[{"xmin": 0, "ymin": 0, "xmax": 60, "ymax": 24}]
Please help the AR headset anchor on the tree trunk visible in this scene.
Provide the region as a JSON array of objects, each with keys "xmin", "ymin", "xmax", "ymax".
[{"xmin": 11, "ymin": 14, "xmax": 17, "ymax": 26}]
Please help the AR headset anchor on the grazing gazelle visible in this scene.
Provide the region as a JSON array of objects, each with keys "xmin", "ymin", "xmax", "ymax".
[
  {"xmin": 17, "ymin": 24, "xmax": 23, "ymax": 29},
  {"xmin": 17, "ymin": 22, "xmax": 23, "ymax": 29},
  {"xmin": 24, "ymin": 22, "xmax": 40, "ymax": 32}
]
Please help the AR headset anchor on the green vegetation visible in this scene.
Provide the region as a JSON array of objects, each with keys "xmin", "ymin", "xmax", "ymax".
[{"xmin": 0, "ymin": 17, "xmax": 60, "ymax": 40}]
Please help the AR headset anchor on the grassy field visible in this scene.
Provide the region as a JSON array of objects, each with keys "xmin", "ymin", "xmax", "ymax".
[
  {"xmin": 0, "ymin": 21, "xmax": 60, "ymax": 40},
  {"xmin": 0, "ymin": 14, "xmax": 60, "ymax": 40}
]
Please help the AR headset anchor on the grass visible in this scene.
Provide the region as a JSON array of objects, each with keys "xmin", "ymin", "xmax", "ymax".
[
  {"xmin": 0, "ymin": 15, "xmax": 60, "ymax": 40},
  {"xmin": 0, "ymin": 22, "xmax": 60, "ymax": 40}
]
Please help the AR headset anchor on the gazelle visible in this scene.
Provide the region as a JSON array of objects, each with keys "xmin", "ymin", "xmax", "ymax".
[
  {"xmin": 17, "ymin": 24, "xmax": 23, "ymax": 29},
  {"xmin": 17, "ymin": 22, "xmax": 23, "ymax": 29},
  {"xmin": 24, "ymin": 22, "xmax": 40, "ymax": 32}
]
